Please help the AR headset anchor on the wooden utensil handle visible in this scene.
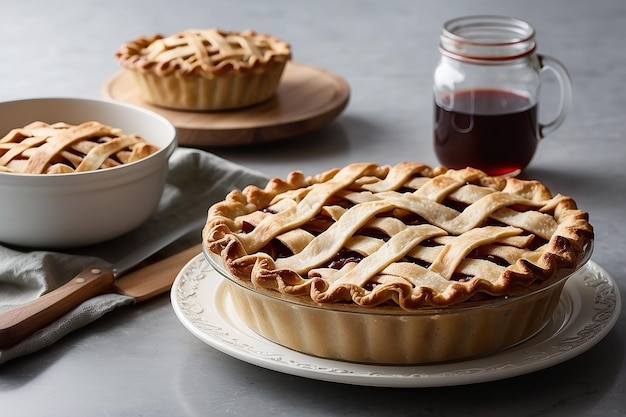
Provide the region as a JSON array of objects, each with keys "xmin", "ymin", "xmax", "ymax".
[{"xmin": 0, "ymin": 267, "xmax": 115, "ymax": 349}]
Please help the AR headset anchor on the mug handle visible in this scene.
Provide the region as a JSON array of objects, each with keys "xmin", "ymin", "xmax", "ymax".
[{"xmin": 538, "ymin": 54, "xmax": 573, "ymax": 139}]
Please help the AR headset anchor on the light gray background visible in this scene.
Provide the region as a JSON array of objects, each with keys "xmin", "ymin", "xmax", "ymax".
[{"xmin": 1, "ymin": 1, "xmax": 624, "ymax": 416}]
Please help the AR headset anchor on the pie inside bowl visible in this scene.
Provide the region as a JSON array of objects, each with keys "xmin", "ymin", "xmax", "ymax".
[{"xmin": 0, "ymin": 97, "xmax": 176, "ymax": 248}]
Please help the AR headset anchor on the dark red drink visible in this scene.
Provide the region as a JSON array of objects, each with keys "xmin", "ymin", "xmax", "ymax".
[{"xmin": 434, "ymin": 89, "xmax": 538, "ymax": 176}]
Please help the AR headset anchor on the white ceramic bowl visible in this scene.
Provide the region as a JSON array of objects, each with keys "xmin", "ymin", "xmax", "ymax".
[{"xmin": 0, "ymin": 97, "xmax": 177, "ymax": 248}]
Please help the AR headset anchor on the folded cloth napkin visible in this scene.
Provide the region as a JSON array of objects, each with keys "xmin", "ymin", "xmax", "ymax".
[{"xmin": 0, "ymin": 148, "xmax": 268, "ymax": 365}]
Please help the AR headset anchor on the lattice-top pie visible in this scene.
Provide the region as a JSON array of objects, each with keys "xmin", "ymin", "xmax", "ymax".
[
  {"xmin": 115, "ymin": 29, "xmax": 292, "ymax": 110},
  {"xmin": 0, "ymin": 121, "xmax": 159, "ymax": 174},
  {"xmin": 205, "ymin": 162, "xmax": 593, "ymax": 309}
]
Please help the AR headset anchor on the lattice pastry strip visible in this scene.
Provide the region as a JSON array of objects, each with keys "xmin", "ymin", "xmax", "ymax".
[
  {"xmin": 236, "ymin": 163, "xmax": 381, "ymax": 254},
  {"xmin": 275, "ymin": 200, "xmax": 396, "ymax": 273},
  {"xmin": 205, "ymin": 162, "xmax": 593, "ymax": 309},
  {"xmin": 313, "ymin": 224, "xmax": 446, "ymax": 301}
]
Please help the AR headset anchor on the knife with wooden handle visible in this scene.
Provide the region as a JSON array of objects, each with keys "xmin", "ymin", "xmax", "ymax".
[{"xmin": 0, "ymin": 243, "xmax": 202, "ymax": 349}]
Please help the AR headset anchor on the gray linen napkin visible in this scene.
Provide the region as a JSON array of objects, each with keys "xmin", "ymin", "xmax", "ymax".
[{"xmin": 0, "ymin": 147, "xmax": 268, "ymax": 365}]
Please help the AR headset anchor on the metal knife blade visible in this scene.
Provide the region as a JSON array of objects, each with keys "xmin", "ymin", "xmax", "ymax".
[{"xmin": 67, "ymin": 204, "xmax": 207, "ymax": 276}]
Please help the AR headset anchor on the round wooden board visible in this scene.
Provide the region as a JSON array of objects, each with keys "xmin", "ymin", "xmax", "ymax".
[{"xmin": 101, "ymin": 62, "xmax": 350, "ymax": 147}]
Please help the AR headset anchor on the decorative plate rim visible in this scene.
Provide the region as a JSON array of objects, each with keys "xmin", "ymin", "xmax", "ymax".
[{"xmin": 171, "ymin": 255, "xmax": 621, "ymax": 388}]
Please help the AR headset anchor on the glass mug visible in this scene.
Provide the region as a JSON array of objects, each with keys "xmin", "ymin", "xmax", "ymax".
[{"xmin": 433, "ymin": 15, "xmax": 572, "ymax": 176}]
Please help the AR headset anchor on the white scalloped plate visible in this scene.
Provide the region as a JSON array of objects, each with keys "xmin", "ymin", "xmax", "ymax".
[{"xmin": 171, "ymin": 255, "xmax": 620, "ymax": 387}]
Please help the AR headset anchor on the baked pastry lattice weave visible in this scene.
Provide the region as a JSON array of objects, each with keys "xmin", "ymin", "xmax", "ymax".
[
  {"xmin": 115, "ymin": 29, "xmax": 292, "ymax": 110},
  {"xmin": 0, "ymin": 121, "xmax": 159, "ymax": 174},
  {"xmin": 204, "ymin": 162, "xmax": 593, "ymax": 310}
]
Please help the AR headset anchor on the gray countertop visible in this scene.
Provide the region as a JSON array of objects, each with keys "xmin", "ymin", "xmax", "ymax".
[{"xmin": 1, "ymin": 1, "xmax": 624, "ymax": 416}]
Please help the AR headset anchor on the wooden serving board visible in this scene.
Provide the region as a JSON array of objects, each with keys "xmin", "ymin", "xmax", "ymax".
[{"xmin": 101, "ymin": 62, "xmax": 350, "ymax": 147}]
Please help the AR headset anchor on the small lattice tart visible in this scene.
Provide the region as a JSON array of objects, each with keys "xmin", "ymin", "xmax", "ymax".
[
  {"xmin": 0, "ymin": 121, "xmax": 159, "ymax": 174},
  {"xmin": 115, "ymin": 28, "xmax": 291, "ymax": 111},
  {"xmin": 203, "ymin": 162, "xmax": 594, "ymax": 363}
]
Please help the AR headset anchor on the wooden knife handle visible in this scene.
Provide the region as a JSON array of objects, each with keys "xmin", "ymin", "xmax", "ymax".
[{"xmin": 0, "ymin": 267, "xmax": 115, "ymax": 349}]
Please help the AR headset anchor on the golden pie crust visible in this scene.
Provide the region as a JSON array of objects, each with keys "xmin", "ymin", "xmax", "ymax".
[
  {"xmin": 204, "ymin": 162, "xmax": 593, "ymax": 310},
  {"xmin": 203, "ymin": 162, "xmax": 593, "ymax": 363},
  {"xmin": 115, "ymin": 28, "xmax": 292, "ymax": 110},
  {"xmin": 0, "ymin": 121, "xmax": 159, "ymax": 174}
]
